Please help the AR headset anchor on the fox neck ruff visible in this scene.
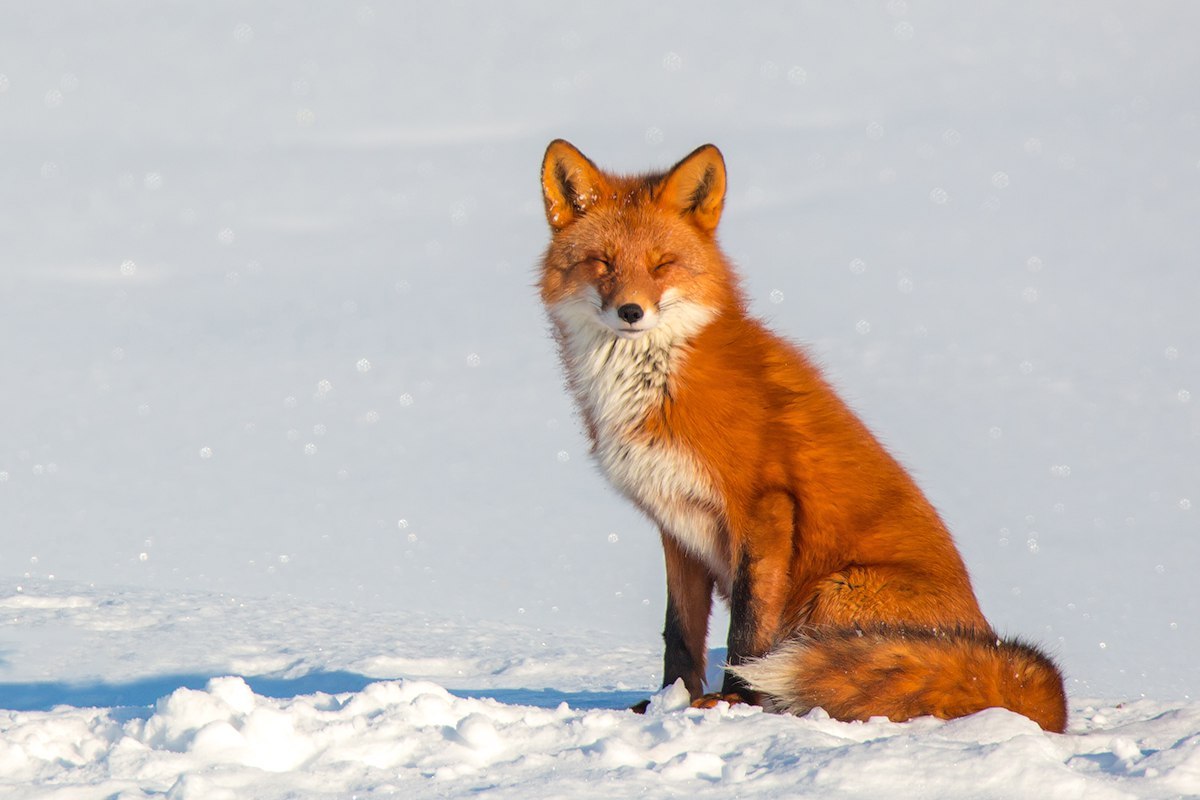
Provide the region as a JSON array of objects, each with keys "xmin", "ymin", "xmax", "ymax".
[{"xmin": 550, "ymin": 291, "xmax": 731, "ymax": 585}]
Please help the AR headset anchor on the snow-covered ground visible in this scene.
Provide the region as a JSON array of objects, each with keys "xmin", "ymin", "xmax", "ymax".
[
  {"xmin": 3, "ymin": 580, "xmax": 1200, "ymax": 799},
  {"xmin": 1, "ymin": 1, "xmax": 1198, "ymax": 797}
]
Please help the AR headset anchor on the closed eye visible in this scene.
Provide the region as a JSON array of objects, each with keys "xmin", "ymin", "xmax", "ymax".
[
  {"xmin": 573, "ymin": 256, "xmax": 612, "ymax": 274},
  {"xmin": 653, "ymin": 259, "xmax": 676, "ymax": 272}
]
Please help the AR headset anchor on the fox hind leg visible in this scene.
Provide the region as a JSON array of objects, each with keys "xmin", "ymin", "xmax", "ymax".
[{"xmin": 799, "ymin": 563, "xmax": 987, "ymax": 631}]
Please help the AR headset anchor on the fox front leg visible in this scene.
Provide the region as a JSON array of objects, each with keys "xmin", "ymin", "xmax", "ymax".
[
  {"xmin": 695, "ymin": 493, "xmax": 795, "ymax": 708},
  {"xmin": 632, "ymin": 532, "xmax": 715, "ymax": 713},
  {"xmin": 660, "ymin": 531, "xmax": 714, "ymax": 698},
  {"xmin": 691, "ymin": 552, "xmax": 778, "ymax": 708}
]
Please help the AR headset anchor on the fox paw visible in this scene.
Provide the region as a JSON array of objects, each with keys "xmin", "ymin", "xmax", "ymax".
[{"xmin": 690, "ymin": 692, "xmax": 749, "ymax": 709}]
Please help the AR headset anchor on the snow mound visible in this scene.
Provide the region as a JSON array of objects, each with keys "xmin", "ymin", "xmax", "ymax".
[{"xmin": 2, "ymin": 678, "xmax": 1198, "ymax": 799}]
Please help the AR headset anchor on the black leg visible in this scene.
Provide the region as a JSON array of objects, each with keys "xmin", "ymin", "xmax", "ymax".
[
  {"xmin": 720, "ymin": 550, "xmax": 758, "ymax": 699},
  {"xmin": 663, "ymin": 595, "xmax": 705, "ymax": 697}
]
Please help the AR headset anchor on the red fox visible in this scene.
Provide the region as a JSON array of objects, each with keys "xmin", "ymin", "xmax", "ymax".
[{"xmin": 537, "ymin": 140, "xmax": 1068, "ymax": 733}]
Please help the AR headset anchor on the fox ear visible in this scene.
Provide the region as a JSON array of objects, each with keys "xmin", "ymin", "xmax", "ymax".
[
  {"xmin": 659, "ymin": 144, "xmax": 726, "ymax": 233},
  {"xmin": 541, "ymin": 140, "xmax": 607, "ymax": 231}
]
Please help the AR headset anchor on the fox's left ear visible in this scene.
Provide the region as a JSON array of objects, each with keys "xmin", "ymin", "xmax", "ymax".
[{"xmin": 659, "ymin": 144, "xmax": 726, "ymax": 234}]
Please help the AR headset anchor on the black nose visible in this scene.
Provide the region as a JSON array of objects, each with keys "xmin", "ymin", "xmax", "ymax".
[{"xmin": 617, "ymin": 303, "xmax": 644, "ymax": 324}]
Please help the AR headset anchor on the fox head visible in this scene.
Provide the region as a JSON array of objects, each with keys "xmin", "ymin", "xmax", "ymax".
[{"xmin": 538, "ymin": 140, "xmax": 739, "ymax": 343}]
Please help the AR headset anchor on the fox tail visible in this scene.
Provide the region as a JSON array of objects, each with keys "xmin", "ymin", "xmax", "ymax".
[{"xmin": 729, "ymin": 625, "xmax": 1068, "ymax": 733}]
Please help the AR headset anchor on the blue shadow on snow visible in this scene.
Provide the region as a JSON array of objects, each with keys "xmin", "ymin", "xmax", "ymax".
[
  {"xmin": 0, "ymin": 672, "xmax": 648, "ymax": 714},
  {"xmin": 0, "ymin": 648, "xmax": 729, "ymax": 713}
]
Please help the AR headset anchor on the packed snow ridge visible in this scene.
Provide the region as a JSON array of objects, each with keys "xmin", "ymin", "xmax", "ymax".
[
  {"xmin": 1, "ymin": 584, "xmax": 1199, "ymax": 800},
  {"xmin": 5, "ymin": 673, "xmax": 1200, "ymax": 799}
]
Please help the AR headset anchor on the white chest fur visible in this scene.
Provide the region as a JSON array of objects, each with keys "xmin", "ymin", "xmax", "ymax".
[{"xmin": 551, "ymin": 292, "xmax": 729, "ymax": 585}]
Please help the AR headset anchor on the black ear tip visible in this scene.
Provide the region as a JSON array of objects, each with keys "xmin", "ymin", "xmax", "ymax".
[
  {"xmin": 673, "ymin": 144, "xmax": 725, "ymax": 174},
  {"xmin": 699, "ymin": 144, "xmax": 725, "ymax": 165},
  {"xmin": 545, "ymin": 139, "xmax": 580, "ymax": 159}
]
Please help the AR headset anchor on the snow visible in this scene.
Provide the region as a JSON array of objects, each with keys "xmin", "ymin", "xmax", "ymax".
[
  {"xmin": 2, "ymin": 582, "xmax": 1200, "ymax": 799},
  {"xmin": 2, "ymin": 1, "xmax": 1198, "ymax": 797}
]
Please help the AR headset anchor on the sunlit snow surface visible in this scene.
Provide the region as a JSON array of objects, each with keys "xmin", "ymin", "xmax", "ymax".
[
  {"xmin": 2, "ymin": 582, "xmax": 1200, "ymax": 799},
  {"xmin": 1, "ymin": 0, "xmax": 1198, "ymax": 796}
]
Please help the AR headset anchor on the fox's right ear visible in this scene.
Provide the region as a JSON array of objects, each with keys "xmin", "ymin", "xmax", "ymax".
[{"xmin": 541, "ymin": 140, "xmax": 606, "ymax": 231}]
